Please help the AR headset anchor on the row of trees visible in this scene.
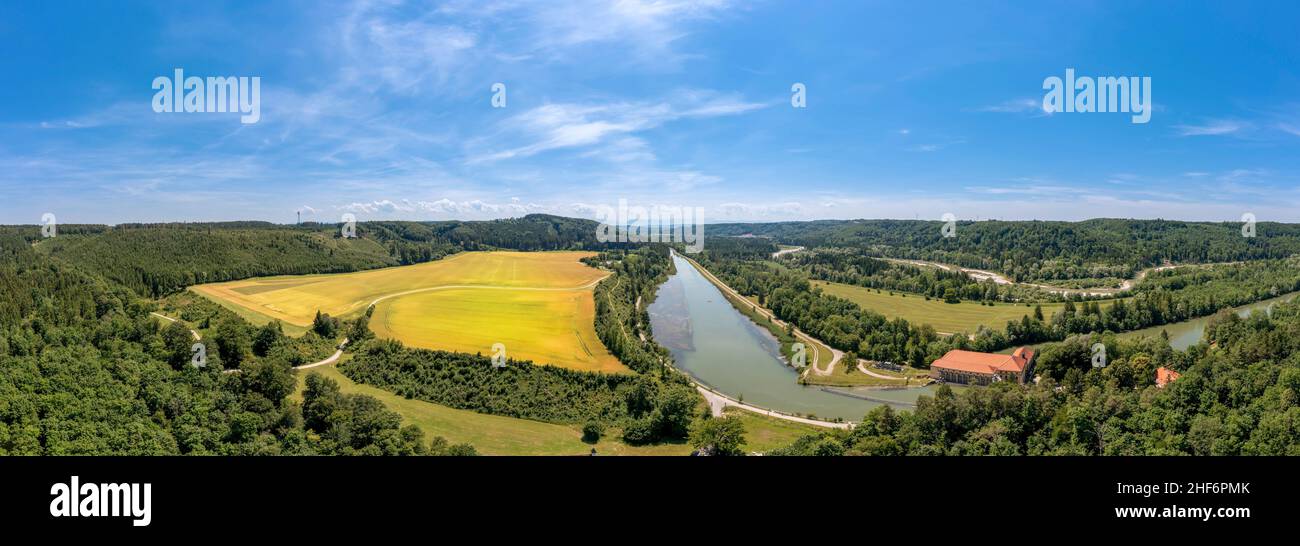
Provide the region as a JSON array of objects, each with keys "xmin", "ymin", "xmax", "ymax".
[
  {"xmin": 787, "ymin": 247, "xmax": 1059, "ymax": 303},
  {"xmin": 706, "ymin": 218, "xmax": 1300, "ymax": 282}
]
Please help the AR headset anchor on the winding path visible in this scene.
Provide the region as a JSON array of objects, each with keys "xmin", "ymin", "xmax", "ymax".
[
  {"xmin": 293, "ymin": 338, "xmax": 349, "ymax": 370},
  {"xmin": 771, "ymin": 246, "xmax": 805, "ymax": 259},
  {"xmin": 150, "ymin": 312, "xmax": 200, "ymax": 341},
  {"xmin": 881, "ymin": 258, "xmax": 1242, "ymax": 297}
]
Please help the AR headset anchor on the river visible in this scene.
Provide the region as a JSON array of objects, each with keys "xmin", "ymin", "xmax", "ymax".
[
  {"xmin": 648, "ymin": 253, "xmax": 940, "ymax": 422},
  {"xmin": 1118, "ymin": 291, "xmax": 1300, "ymax": 349}
]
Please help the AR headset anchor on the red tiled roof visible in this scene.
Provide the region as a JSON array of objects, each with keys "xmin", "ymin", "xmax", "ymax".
[
  {"xmin": 931, "ymin": 348, "xmax": 1033, "ymax": 375},
  {"xmin": 1156, "ymin": 367, "xmax": 1181, "ymax": 387}
]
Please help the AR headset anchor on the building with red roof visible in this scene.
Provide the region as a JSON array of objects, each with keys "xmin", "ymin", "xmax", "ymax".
[
  {"xmin": 1156, "ymin": 367, "xmax": 1182, "ymax": 388},
  {"xmin": 930, "ymin": 347, "xmax": 1036, "ymax": 385}
]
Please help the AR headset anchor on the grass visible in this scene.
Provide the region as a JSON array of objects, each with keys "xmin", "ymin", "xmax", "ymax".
[
  {"xmin": 814, "ymin": 280, "xmax": 1087, "ymax": 334},
  {"xmin": 724, "ymin": 407, "xmax": 820, "ymax": 453},
  {"xmin": 193, "ymin": 251, "xmax": 625, "ymax": 373},
  {"xmin": 292, "ymin": 362, "xmax": 691, "ymax": 456},
  {"xmin": 292, "ymin": 363, "xmax": 813, "ymax": 455}
]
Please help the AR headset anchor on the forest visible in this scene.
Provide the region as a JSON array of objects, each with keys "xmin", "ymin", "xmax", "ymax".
[
  {"xmin": 770, "ymin": 298, "xmax": 1300, "ymax": 455},
  {"xmin": 706, "ymin": 219, "xmax": 1300, "ymax": 281},
  {"xmin": 18, "ymin": 214, "xmax": 622, "ymax": 297},
  {"xmin": 0, "ymin": 232, "xmax": 465, "ymax": 455}
]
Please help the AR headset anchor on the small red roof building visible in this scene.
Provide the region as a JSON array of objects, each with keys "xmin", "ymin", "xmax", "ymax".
[{"xmin": 1156, "ymin": 367, "xmax": 1182, "ymax": 388}]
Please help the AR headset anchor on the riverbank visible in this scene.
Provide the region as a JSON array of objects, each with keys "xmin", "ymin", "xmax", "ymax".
[{"xmin": 649, "ymin": 252, "xmax": 940, "ymax": 423}]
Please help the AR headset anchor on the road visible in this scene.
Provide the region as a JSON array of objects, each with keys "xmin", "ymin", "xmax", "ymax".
[
  {"xmin": 771, "ymin": 245, "xmax": 805, "ymax": 259},
  {"xmin": 880, "ymin": 258, "xmax": 1242, "ymax": 297},
  {"xmin": 150, "ymin": 312, "xmax": 200, "ymax": 341},
  {"xmin": 151, "ymin": 311, "xmax": 347, "ymax": 373},
  {"xmin": 293, "ymin": 338, "xmax": 349, "ymax": 370},
  {"xmin": 695, "ymin": 385, "xmax": 851, "ymax": 429}
]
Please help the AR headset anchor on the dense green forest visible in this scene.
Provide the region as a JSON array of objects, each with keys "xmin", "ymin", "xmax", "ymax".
[
  {"xmin": 707, "ymin": 219, "xmax": 1300, "ymax": 281},
  {"xmin": 786, "ymin": 247, "xmax": 1056, "ymax": 303},
  {"xmin": 771, "ymin": 299, "xmax": 1300, "ymax": 455},
  {"xmin": 20, "ymin": 214, "xmax": 623, "ymax": 297},
  {"xmin": 0, "ymin": 232, "xmax": 463, "ymax": 455}
]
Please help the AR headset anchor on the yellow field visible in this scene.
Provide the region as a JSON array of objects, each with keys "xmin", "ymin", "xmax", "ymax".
[
  {"xmin": 193, "ymin": 251, "xmax": 626, "ymax": 373},
  {"xmin": 370, "ymin": 286, "xmax": 624, "ymax": 373}
]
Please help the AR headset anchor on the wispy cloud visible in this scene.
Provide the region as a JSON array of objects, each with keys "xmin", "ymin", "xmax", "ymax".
[
  {"xmin": 971, "ymin": 98, "xmax": 1050, "ymax": 116},
  {"xmin": 465, "ymin": 91, "xmax": 767, "ymax": 164},
  {"xmin": 1173, "ymin": 119, "xmax": 1248, "ymax": 136}
]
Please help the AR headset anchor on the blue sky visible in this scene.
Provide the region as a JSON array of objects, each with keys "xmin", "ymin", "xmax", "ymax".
[{"xmin": 3, "ymin": 0, "xmax": 1300, "ymax": 224}]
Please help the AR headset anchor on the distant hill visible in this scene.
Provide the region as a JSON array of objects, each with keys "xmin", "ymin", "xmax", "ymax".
[
  {"xmin": 16, "ymin": 214, "xmax": 624, "ymax": 297},
  {"xmin": 706, "ymin": 218, "xmax": 1300, "ymax": 281}
]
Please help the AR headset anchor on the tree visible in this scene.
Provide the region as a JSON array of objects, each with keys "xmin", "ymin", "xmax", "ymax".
[
  {"xmin": 943, "ymin": 287, "xmax": 960, "ymax": 304},
  {"xmin": 243, "ymin": 359, "xmax": 296, "ymax": 407},
  {"xmin": 312, "ymin": 310, "xmax": 339, "ymax": 338},
  {"xmin": 302, "ymin": 372, "xmax": 342, "ymax": 433},
  {"xmin": 347, "ymin": 314, "xmax": 372, "ymax": 342},
  {"xmin": 689, "ymin": 416, "xmax": 746, "ymax": 456},
  {"xmin": 160, "ymin": 321, "xmax": 195, "ymax": 369},
  {"xmin": 214, "ymin": 318, "xmax": 251, "ymax": 369},
  {"xmin": 252, "ymin": 320, "xmax": 283, "ymax": 357},
  {"xmin": 582, "ymin": 421, "xmax": 604, "ymax": 443},
  {"xmin": 652, "ymin": 385, "xmax": 696, "ymax": 439}
]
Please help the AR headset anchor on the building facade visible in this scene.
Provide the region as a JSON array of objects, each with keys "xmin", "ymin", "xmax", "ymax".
[{"xmin": 930, "ymin": 347, "xmax": 1036, "ymax": 385}]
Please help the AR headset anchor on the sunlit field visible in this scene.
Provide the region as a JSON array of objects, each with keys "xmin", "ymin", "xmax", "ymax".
[
  {"xmin": 813, "ymin": 280, "xmax": 1115, "ymax": 334},
  {"xmin": 193, "ymin": 251, "xmax": 624, "ymax": 372},
  {"xmin": 370, "ymin": 285, "xmax": 625, "ymax": 373}
]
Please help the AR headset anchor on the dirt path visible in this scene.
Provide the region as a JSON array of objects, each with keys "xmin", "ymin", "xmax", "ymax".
[
  {"xmin": 293, "ymin": 338, "xmax": 349, "ymax": 370},
  {"xmin": 771, "ymin": 245, "xmax": 805, "ymax": 259},
  {"xmin": 881, "ymin": 258, "xmax": 1242, "ymax": 297},
  {"xmin": 150, "ymin": 312, "xmax": 200, "ymax": 341}
]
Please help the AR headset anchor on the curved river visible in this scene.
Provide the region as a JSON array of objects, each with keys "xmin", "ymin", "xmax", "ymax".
[
  {"xmin": 648, "ymin": 253, "xmax": 940, "ymax": 422},
  {"xmin": 1118, "ymin": 291, "xmax": 1300, "ymax": 349}
]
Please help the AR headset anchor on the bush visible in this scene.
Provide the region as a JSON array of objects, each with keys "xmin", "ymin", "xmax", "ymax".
[{"xmin": 582, "ymin": 420, "xmax": 604, "ymax": 443}]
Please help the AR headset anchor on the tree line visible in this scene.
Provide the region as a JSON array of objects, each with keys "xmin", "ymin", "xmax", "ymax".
[
  {"xmin": 770, "ymin": 298, "xmax": 1300, "ymax": 455},
  {"xmin": 706, "ymin": 219, "xmax": 1300, "ymax": 282}
]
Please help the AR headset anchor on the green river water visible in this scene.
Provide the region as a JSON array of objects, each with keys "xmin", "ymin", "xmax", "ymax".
[{"xmin": 648, "ymin": 253, "xmax": 939, "ymax": 422}]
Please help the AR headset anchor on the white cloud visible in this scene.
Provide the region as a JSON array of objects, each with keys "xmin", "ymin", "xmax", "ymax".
[
  {"xmin": 972, "ymin": 98, "xmax": 1051, "ymax": 116},
  {"xmin": 466, "ymin": 91, "xmax": 767, "ymax": 164},
  {"xmin": 1174, "ymin": 119, "xmax": 1247, "ymax": 136},
  {"xmin": 337, "ymin": 197, "xmax": 547, "ymax": 216}
]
